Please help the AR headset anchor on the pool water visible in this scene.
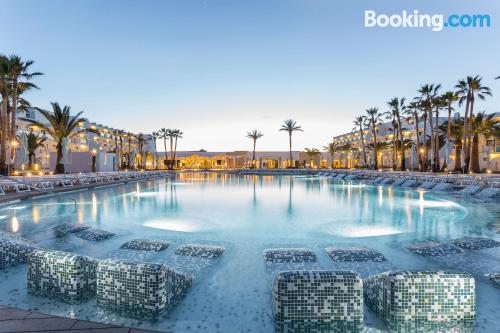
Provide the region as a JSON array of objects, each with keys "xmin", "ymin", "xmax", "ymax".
[{"xmin": 0, "ymin": 173, "xmax": 499, "ymax": 332}]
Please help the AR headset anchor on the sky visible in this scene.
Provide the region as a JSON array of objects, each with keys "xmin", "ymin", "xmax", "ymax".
[{"xmin": 1, "ymin": 0, "xmax": 499, "ymax": 152}]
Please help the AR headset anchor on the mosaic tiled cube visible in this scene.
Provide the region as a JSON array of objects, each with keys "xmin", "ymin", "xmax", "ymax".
[
  {"xmin": 364, "ymin": 271, "xmax": 475, "ymax": 326},
  {"xmin": 460, "ymin": 186, "xmax": 483, "ymax": 196},
  {"xmin": 27, "ymin": 249, "xmax": 97, "ymax": 303},
  {"xmin": 53, "ymin": 223, "xmax": 90, "ymax": 237},
  {"xmin": 174, "ymin": 244, "xmax": 224, "ymax": 259},
  {"xmin": 391, "ymin": 179, "xmax": 406, "ymax": 186},
  {"xmin": 0, "ymin": 239, "xmax": 37, "ymax": 269},
  {"xmin": 76, "ymin": 228, "xmax": 115, "ymax": 241},
  {"xmin": 406, "ymin": 241, "xmax": 463, "ymax": 256},
  {"xmin": 476, "ymin": 188, "xmax": 500, "ymax": 200},
  {"xmin": 263, "ymin": 248, "xmax": 317, "ymax": 263},
  {"xmin": 325, "ymin": 247, "xmax": 386, "ymax": 262},
  {"xmin": 450, "ymin": 237, "xmax": 500, "ymax": 250},
  {"xmin": 401, "ymin": 180, "xmax": 419, "ymax": 188},
  {"xmin": 380, "ymin": 178, "xmax": 394, "ymax": 185},
  {"xmin": 418, "ymin": 182, "xmax": 436, "ymax": 190},
  {"xmin": 487, "ymin": 273, "xmax": 500, "ymax": 287},
  {"xmin": 272, "ymin": 271, "xmax": 363, "ymax": 332},
  {"xmin": 432, "ymin": 183, "xmax": 455, "ymax": 192},
  {"xmin": 120, "ymin": 239, "xmax": 170, "ymax": 251},
  {"xmin": 97, "ymin": 259, "xmax": 192, "ymax": 319}
]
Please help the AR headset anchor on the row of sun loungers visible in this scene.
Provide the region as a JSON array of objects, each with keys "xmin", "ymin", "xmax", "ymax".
[{"xmin": 0, "ymin": 170, "xmax": 168, "ymax": 195}]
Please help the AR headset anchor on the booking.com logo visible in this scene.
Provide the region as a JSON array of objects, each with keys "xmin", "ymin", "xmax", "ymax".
[{"xmin": 365, "ymin": 10, "xmax": 491, "ymax": 31}]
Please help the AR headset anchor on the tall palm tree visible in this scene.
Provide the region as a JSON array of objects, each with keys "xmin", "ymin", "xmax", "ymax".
[
  {"xmin": 365, "ymin": 141, "xmax": 390, "ymax": 169},
  {"xmin": 0, "ymin": 55, "xmax": 10, "ymax": 175},
  {"xmin": 353, "ymin": 116, "xmax": 367, "ymax": 168},
  {"xmin": 404, "ymin": 100, "xmax": 423, "ymax": 171},
  {"xmin": 26, "ymin": 132, "xmax": 47, "ymax": 169},
  {"xmin": 365, "ymin": 107, "xmax": 383, "ymax": 169},
  {"xmin": 135, "ymin": 133, "xmax": 150, "ymax": 169},
  {"xmin": 387, "ymin": 98, "xmax": 406, "ymax": 170},
  {"xmin": 469, "ymin": 112, "xmax": 500, "ymax": 173},
  {"xmin": 171, "ymin": 129, "xmax": 183, "ymax": 169},
  {"xmin": 158, "ymin": 128, "xmax": 169, "ymax": 169},
  {"xmin": 338, "ymin": 143, "xmax": 353, "ymax": 168},
  {"xmin": 323, "ymin": 142, "xmax": 341, "ymax": 168},
  {"xmin": 5, "ymin": 56, "xmax": 42, "ymax": 142},
  {"xmin": 246, "ymin": 129, "xmax": 263, "ymax": 168},
  {"xmin": 303, "ymin": 148, "xmax": 320, "ymax": 168},
  {"xmin": 28, "ymin": 103, "xmax": 89, "ymax": 174},
  {"xmin": 440, "ymin": 91, "xmax": 459, "ymax": 170},
  {"xmin": 456, "ymin": 76, "xmax": 492, "ymax": 173},
  {"xmin": 441, "ymin": 118, "xmax": 464, "ymax": 172},
  {"xmin": 418, "ymin": 84, "xmax": 441, "ymax": 171},
  {"xmin": 279, "ymin": 119, "xmax": 302, "ymax": 168},
  {"xmin": 151, "ymin": 131, "xmax": 160, "ymax": 170}
]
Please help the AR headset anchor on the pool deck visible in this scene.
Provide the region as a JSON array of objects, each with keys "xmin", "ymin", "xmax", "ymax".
[{"xmin": 0, "ymin": 306, "xmax": 168, "ymax": 333}]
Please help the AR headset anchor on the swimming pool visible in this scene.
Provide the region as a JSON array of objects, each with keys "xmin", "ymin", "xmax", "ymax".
[{"xmin": 0, "ymin": 173, "xmax": 499, "ymax": 332}]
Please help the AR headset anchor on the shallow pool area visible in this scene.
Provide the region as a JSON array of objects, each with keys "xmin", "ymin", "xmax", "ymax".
[{"xmin": 0, "ymin": 173, "xmax": 499, "ymax": 332}]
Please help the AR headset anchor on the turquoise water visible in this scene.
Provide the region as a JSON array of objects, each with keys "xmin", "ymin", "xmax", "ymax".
[{"xmin": 0, "ymin": 173, "xmax": 499, "ymax": 332}]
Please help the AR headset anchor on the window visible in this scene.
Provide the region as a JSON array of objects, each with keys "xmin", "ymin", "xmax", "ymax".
[{"xmin": 486, "ymin": 139, "xmax": 495, "ymax": 147}]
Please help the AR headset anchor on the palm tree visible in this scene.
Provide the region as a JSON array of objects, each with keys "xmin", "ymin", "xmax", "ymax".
[
  {"xmin": 158, "ymin": 128, "xmax": 169, "ymax": 169},
  {"xmin": 303, "ymin": 148, "xmax": 320, "ymax": 168},
  {"xmin": 323, "ymin": 142, "xmax": 341, "ymax": 168},
  {"xmin": 365, "ymin": 141, "xmax": 390, "ymax": 169},
  {"xmin": 440, "ymin": 91, "xmax": 459, "ymax": 170},
  {"xmin": 353, "ymin": 116, "xmax": 367, "ymax": 168},
  {"xmin": 151, "ymin": 131, "xmax": 160, "ymax": 169},
  {"xmin": 279, "ymin": 119, "xmax": 302, "ymax": 168},
  {"xmin": 418, "ymin": 84, "xmax": 441, "ymax": 171},
  {"xmin": 404, "ymin": 101, "xmax": 423, "ymax": 171},
  {"xmin": 456, "ymin": 76, "xmax": 492, "ymax": 172},
  {"xmin": 28, "ymin": 103, "xmax": 89, "ymax": 174},
  {"xmin": 469, "ymin": 112, "xmax": 500, "ymax": 173},
  {"xmin": 365, "ymin": 107, "xmax": 383, "ymax": 170},
  {"xmin": 246, "ymin": 129, "xmax": 263, "ymax": 168},
  {"xmin": 387, "ymin": 98, "xmax": 407, "ymax": 170},
  {"xmin": 135, "ymin": 133, "xmax": 150, "ymax": 169},
  {"xmin": 338, "ymin": 143, "xmax": 353, "ymax": 168},
  {"xmin": 171, "ymin": 129, "xmax": 183, "ymax": 169},
  {"xmin": 441, "ymin": 118, "xmax": 465, "ymax": 172},
  {"xmin": 26, "ymin": 132, "xmax": 47, "ymax": 169},
  {"xmin": 0, "ymin": 55, "xmax": 10, "ymax": 175}
]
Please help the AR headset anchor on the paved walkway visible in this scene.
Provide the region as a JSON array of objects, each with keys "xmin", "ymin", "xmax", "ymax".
[{"xmin": 0, "ymin": 306, "xmax": 168, "ymax": 333}]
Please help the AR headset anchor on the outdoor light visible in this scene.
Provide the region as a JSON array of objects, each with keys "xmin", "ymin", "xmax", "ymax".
[
  {"xmin": 487, "ymin": 169, "xmax": 492, "ymax": 174},
  {"xmin": 10, "ymin": 141, "xmax": 18, "ymax": 147},
  {"xmin": 92, "ymin": 149, "xmax": 97, "ymax": 155},
  {"xmin": 419, "ymin": 148, "xmax": 425, "ymax": 153}
]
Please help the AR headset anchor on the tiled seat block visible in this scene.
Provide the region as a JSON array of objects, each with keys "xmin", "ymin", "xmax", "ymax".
[
  {"xmin": 264, "ymin": 248, "xmax": 317, "ymax": 263},
  {"xmin": 272, "ymin": 271, "xmax": 363, "ymax": 331},
  {"xmin": 488, "ymin": 273, "xmax": 500, "ymax": 287},
  {"xmin": 406, "ymin": 241, "xmax": 463, "ymax": 256},
  {"xmin": 460, "ymin": 185, "xmax": 483, "ymax": 196},
  {"xmin": 476, "ymin": 188, "xmax": 500, "ymax": 199},
  {"xmin": 76, "ymin": 228, "xmax": 115, "ymax": 241},
  {"xmin": 0, "ymin": 239, "xmax": 37, "ymax": 269},
  {"xmin": 380, "ymin": 178, "xmax": 394, "ymax": 185},
  {"xmin": 432, "ymin": 183, "xmax": 454, "ymax": 192},
  {"xmin": 174, "ymin": 244, "xmax": 224, "ymax": 259},
  {"xmin": 27, "ymin": 249, "xmax": 97, "ymax": 303},
  {"xmin": 97, "ymin": 259, "xmax": 192, "ymax": 319},
  {"xmin": 418, "ymin": 182, "xmax": 436, "ymax": 190},
  {"xmin": 53, "ymin": 223, "xmax": 90, "ymax": 237},
  {"xmin": 401, "ymin": 179, "xmax": 419, "ymax": 188},
  {"xmin": 325, "ymin": 247, "xmax": 386, "ymax": 262},
  {"xmin": 392, "ymin": 179, "xmax": 406, "ymax": 186},
  {"xmin": 120, "ymin": 239, "xmax": 170, "ymax": 251},
  {"xmin": 364, "ymin": 271, "xmax": 475, "ymax": 325},
  {"xmin": 450, "ymin": 237, "xmax": 500, "ymax": 250}
]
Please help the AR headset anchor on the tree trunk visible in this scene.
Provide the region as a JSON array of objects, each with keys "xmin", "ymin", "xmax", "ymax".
[
  {"xmin": 173, "ymin": 137, "xmax": 178, "ymax": 169},
  {"xmin": 0, "ymin": 98, "xmax": 9, "ymax": 175},
  {"xmin": 443, "ymin": 106, "xmax": 452, "ymax": 170},
  {"xmin": 163, "ymin": 138, "xmax": 167, "ymax": 169},
  {"xmin": 465, "ymin": 96, "xmax": 475, "ymax": 172},
  {"xmin": 55, "ymin": 143, "xmax": 65, "ymax": 174},
  {"xmin": 453, "ymin": 141, "xmax": 462, "ymax": 172},
  {"xmin": 359, "ymin": 126, "xmax": 367, "ymax": 168},
  {"xmin": 288, "ymin": 134, "xmax": 292, "ymax": 168},
  {"xmin": 252, "ymin": 140, "xmax": 256, "ymax": 168},
  {"xmin": 470, "ymin": 134, "xmax": 480, "ymax": 173},
  {"xmin": 433, "ymin": 108, "xmax": 440, "ymax": 172},
  {"xmin": 397, "ymin": 115, "xmax": 405, "ymax": 170},
  {"xmin": 414, "ymin": 113, "xmax": 422, "ymax": 171},
  {"xmin": 461, "ymin": 92, "xmax": 471, "ymax": 173},
  {"xmin": 427, "ymin": 106, "xmax": 435, "ymax": 171},
  {"xmin": 422, "ymin": 111, "xmax": 428, "ymax": 170},
  {"xmin": 371, "ymin": 120, "xmax": 378, "ymax": 170}
]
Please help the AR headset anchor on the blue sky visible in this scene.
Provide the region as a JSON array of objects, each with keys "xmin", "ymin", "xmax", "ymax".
[{"xmin": 2, "ymin": 0, "xmax": 499, "ymax": 151}]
